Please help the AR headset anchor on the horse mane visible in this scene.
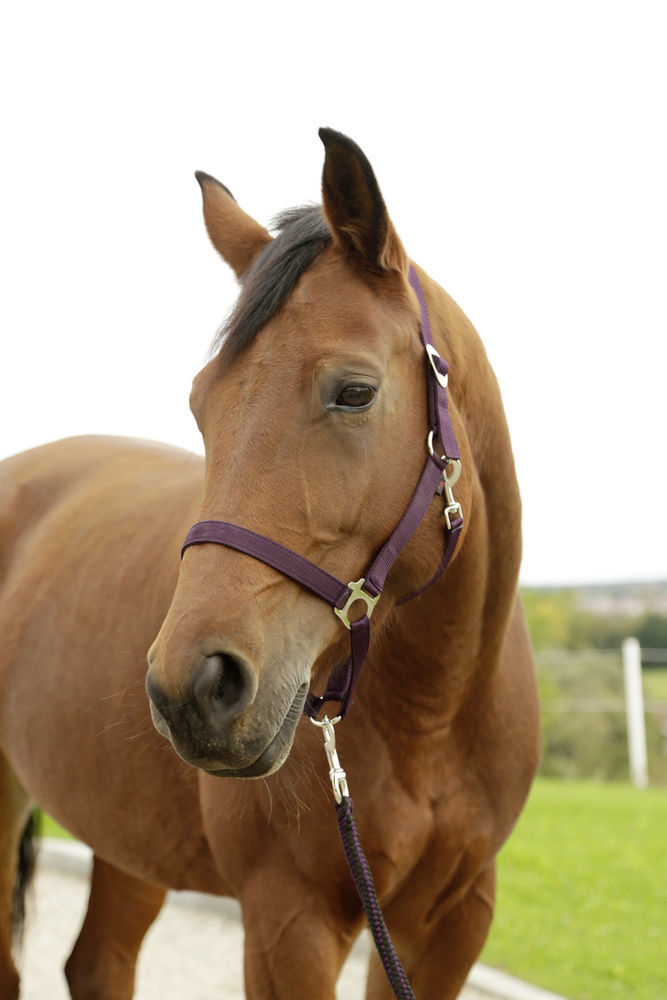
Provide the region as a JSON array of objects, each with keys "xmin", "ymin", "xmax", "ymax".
[{"xmin": 213, "ymin": 205, "xmax": 332, "ymax": 364}]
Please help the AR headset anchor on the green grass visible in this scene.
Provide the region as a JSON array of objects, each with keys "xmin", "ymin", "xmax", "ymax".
[
  {"xmin": 482, "ymin": 778, "xmax": 667, "ymax": 999},
  {"xmin": 39, "ymin": 813, "xmax": 73, "ymax": 839},
  {"xmin": 643, "ymin": 666, "xmax": 667, "ymax": 701}
]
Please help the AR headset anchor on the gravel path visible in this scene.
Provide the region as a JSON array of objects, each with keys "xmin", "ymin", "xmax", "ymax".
[{"xmin": 16, "ymin": 843, "xmax": 565, "ymax": 1000}]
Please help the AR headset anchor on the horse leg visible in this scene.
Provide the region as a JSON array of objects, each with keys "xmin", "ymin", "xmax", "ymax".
[
  {"xmin": 365, "ymin": 864, "xmax": 496, "ymax": 1000},
  {"xmin": 64, "ymin": 856, "xmax": 166, "ymax": 1000},
  {"xmin": 241, "ymin": 875, "xmax": 361, "ymax": 1000},
  {"xmin": 0, "ymin": 752, "xmax": 33, "ymax": 1000}
]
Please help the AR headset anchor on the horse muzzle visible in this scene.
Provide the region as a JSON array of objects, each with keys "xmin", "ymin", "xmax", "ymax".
[{"xmin": 145, "ymin": 649, "xmax": 308, "ymax": 777}]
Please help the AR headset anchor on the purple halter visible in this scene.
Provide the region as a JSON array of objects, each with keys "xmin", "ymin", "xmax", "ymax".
[{"xmin": 181, "ymin": 266, "xmax": 463, "ymax": 719}]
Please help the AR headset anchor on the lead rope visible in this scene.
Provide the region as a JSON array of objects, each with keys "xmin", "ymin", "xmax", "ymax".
[{"xmin": 311, "ymin": 716, "xmax": 417, "ymax": 1000}]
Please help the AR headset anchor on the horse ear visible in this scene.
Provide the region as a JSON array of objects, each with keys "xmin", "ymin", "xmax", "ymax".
[
  {"xmin": 195, "ymin": 172, "xmax": 272, "ymax": 279},
  {"xmin": 319, "ymin": 128, "xmax": 407, "ymax": 274}
]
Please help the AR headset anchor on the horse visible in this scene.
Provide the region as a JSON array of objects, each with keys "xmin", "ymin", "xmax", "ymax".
[{"xmin": 0, "ymin": 128, "xmax": 540, "ymax": 1000}]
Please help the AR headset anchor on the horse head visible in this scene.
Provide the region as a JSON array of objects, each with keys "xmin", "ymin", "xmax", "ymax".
[{"xmin": 146, "ymin": 129, "xmax": 470, "ymax": 777}]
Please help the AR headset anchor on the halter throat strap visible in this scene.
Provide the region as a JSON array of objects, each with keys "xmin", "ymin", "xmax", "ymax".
[{"xmin": 181, "ymin": 265, "xmax": 463, "ymax": 719}]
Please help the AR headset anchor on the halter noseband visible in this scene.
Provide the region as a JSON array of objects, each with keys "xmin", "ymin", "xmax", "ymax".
[{"xmin": 181, "ymin": 265, "xmax": 463, "ymax": 720}]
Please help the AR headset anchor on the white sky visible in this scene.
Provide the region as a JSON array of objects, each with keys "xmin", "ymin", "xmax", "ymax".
[{"xmin": 1, "ymin": 2, "xmax": 665, "ymax": 586}]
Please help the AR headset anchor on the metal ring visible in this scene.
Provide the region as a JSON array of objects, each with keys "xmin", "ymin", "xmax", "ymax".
[{"xmin": 427, "ymin": 430, "xmax": 443, "ymax": 459}]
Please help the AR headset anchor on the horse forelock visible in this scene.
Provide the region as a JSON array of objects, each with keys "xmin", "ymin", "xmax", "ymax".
[{"xmin": 212, "ymin": 205, "xmax": 332, "ymax": 364}]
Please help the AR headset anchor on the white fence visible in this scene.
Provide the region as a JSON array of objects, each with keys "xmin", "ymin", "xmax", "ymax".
[{"xmin": 622, "ymin": 638, "xmax": 648, "ymax": 787}]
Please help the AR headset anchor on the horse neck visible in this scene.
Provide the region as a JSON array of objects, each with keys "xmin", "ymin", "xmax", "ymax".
[
  {"xmin": 360, "ymin": 531, "xmax": 487, "ymax": 733},
  {"xmin": 358, "ymin": 273, "xmax": 523, "ymax": 737}
]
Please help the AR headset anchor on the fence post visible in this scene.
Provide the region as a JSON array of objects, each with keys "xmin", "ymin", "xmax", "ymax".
[{"xmin": 622, "ymin": 637, "xmax": 648, "ymax": 788}]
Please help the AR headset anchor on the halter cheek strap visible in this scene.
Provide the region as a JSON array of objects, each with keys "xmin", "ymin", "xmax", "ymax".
[{"xmin": 181, "ymin": 265, "xmax": 463, "ymax": 719}]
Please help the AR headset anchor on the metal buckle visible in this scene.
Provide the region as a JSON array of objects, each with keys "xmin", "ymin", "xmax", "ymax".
[
  {"xmin": 440, "ymin": 458, "xmax": 463, "ymax": 529},
  {"xmin": 443, "ymin": 499, "xmax": 463, "ymax": 531},
  {"xmin": 310, "ymin": 715, "xmax": 349, "ymax": 803},
  {"xmin": 427, "ymin": 436, "xmax": 463, "ymax": 528},
  {"xmin": 334, "ymin": 578, "xmax": 380, "ymax": 630},
  {"xmin": 425, "ymin": 344, "xmax": 449, "ymax": 388}
]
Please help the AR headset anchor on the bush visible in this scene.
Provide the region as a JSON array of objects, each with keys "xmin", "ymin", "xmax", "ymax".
[
  {"xmin": 535, "ymin": 651, "xmax": 667, "ymax": 784},
  {"xmin": 537, "ymin": 651, "xmax": 627, "ymax": 780}
]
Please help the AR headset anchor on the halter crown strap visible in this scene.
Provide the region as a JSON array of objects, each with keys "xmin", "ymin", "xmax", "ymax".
[
  {"xmin": 180, "ymin": 265, "xmax": 462, "ymax": 719},
  {"xmin": 409, "ymin": 266, "xmax": 460, "ymax": 463}
]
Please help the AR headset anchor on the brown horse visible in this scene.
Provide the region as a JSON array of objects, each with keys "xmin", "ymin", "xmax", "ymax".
[{"xmin": 0, "ymin": 129, "xmax": 539, "ymax": 999}]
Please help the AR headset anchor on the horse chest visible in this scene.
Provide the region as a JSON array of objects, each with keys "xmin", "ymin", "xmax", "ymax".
[
  {"xmin": 351, "ymin": 759, "xmax": 489, "ymax": 918},
  {"xmin": 367, "ymin": 804, "xmax": 491, "ymax": 937}
]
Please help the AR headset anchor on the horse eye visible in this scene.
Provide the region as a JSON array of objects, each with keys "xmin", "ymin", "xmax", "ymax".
[{"xmin": 335, "ymin": 385, "xmax": 376, "ymax": 409}]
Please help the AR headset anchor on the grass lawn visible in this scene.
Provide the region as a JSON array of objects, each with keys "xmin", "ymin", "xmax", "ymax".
[
  {"xmin": 643, "ymin": 666, "xmax": 667, "ymax": 701},
  {"xmin": 39, "ymin": 813, "xmax": 72, "ymax": 838},
  {"xmin": 482, "ymin": 777, "xmax": 667, "ymax": 1000}
]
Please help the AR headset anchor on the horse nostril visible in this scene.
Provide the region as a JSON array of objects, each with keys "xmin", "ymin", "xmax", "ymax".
[
  {"xmin": 192, "ymin": 653, "xmax": 252, "ymax": 727},
  {"xmin": 146, "ymin": 671, "xmax": 171, "ymax": 719}
]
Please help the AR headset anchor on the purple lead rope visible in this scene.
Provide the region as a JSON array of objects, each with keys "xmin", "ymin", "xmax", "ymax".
[
  {"xmin": 311, "ymin": 714, "xmax": 416, "ymax": 998},
  {"xmin": 312, "ymin": 717, "xmax": 415, "ymax": 998},
  {"xmin": 337, "ymin": 796, "xmax": 416, "ymax": 999}
]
